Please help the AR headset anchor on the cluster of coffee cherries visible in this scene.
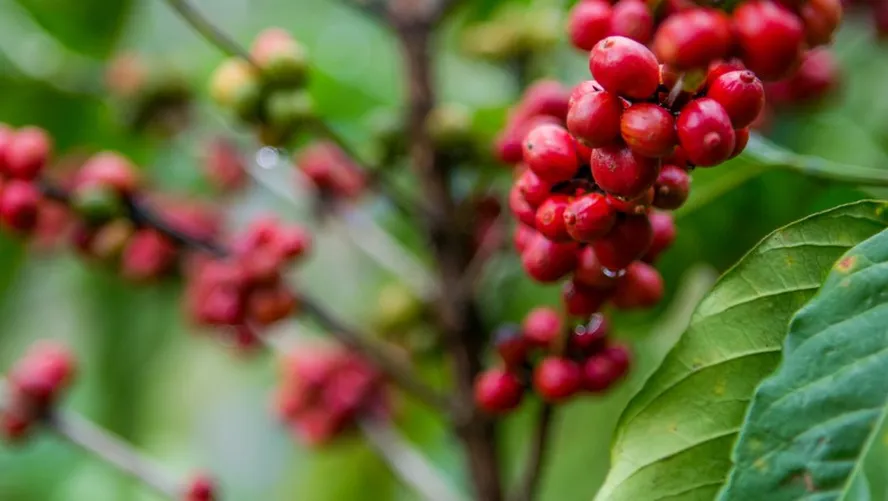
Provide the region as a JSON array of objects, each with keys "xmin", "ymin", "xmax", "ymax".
[
  {"xmin": 569, "ymin": 0, "xmax": 841, "ymax": 83},
  {"xmin": 210, "ymin": 28, "xmax": 311, "ymax": 146},
  {"xmin": 294, "ymin": 141, "xmax": 367, "ymax": 201},
  {"xmin": 0, "ymin": 125, "xmax": 54, "ymax": 234},
  {"xmin": 274, "ymin": 344, "xmax": 388, "ymax": 445},
  {"xmin": 186, "ymin": 216, "xmax": 311, "ymax": 350},
  {"xmin": 475, "ymin": 312, "xmax": 630, "ymax": 412}
]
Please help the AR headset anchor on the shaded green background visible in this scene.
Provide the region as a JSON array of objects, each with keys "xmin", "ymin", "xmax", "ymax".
[{"xmin": 0, "ymin": 0, "xmax": 887, "ymax": 500}]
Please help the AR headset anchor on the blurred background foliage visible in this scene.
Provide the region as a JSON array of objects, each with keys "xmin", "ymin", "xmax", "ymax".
[{"xmin": 0, "ymin": 0, "xmax": 887, "ymax": 500}]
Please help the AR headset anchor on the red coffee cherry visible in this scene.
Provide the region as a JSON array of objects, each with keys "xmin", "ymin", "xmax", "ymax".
[
  {"xmin": 567, "ymin": 90, "xmax": 623, "ymax": 148},
  {"xmin": 676, "ymin": 98, "xmax": 736, "ymax": 167},
  {"xmin": 611, "ymin": 261, "xmax": 665, "ymax": 309},
  {"xmin": 563, "ymin": 279, "xmax": 611, "ymax": 317},
  {"xmin": 509, "ymin": 182, "xmax": 538, "ymax": 228},
  {"xmin": 574, "ymin": 246, "xmax": 616, "ymax": 288},
  {"xmin": 1, "ymin": 409, "xmax": 31, "ymax": 442},
  {"xmin": 731, "ymin": 127, "xmax": 750, "ymax": 159},
  {"xmin": 246, "ymin": 284, "xmax": 298, "ymax": 326},
  {"xmin": 783, "ymin": 48, "xmax": 839, "ymax": 103},
  {"xmin": 534, "ymin": 357, "xmax": 583, "ymax": 402},
  {"xmin": 513, "ymin": 224, "xmax": 535, "ymax": 253},
  {"xmin": 535, "ymin": 195, "xmax": 573, "ymax": 242},
  {"xmin": 705, "ymin": 59, "xmax": 746, "ymax": 89},
  {"xmin": 653, "ymin": 164, "xmax": 690, "ymax": 210},
  {"xmin": 203, "ymin": 138, "xmax": 246, "ymax": 192},
  {"xmin": 602, "ymin": 343, "xmax": 632, "ymax": 377},
  {"xmin": 518, "ymin": 80, "xmax": 571, "ymax": 121},
  {"xmin": 563, "ymin": 192, "xmax": 616, "ymax": 242},
  {"xmin": 523, "ymin": 125, "xmax": 580, "ymax": 184},
  {"xmin": 521, "ymin": 233, "xmax": 579, "ymax": 283},
  {"xmin": 592, "ymin": 213, "xmax": 653, "ymax": 271},
  {"xmin": 653, "ymin": 8, "xmax": 732, "ymax": 71},
  {"xmin": 569, "ymin": 313, "xmax": 610, "ymax": 355},
  {"xmin": 620, "ymin": 103, "xmax": 677, "ymax": 158},
  {"xmin": 589, "ymin": 36, "xmax": 659, "ymax": 100},
  {"xmin": 733, "ymin": 0, "xmax": 804, "ymax": 81},
  {"xmin": 523, "ymin": 307, "xmax": 564, "ymax": 349},
  {"xmin": 610, "ymin": 0, "xmax": 654, "ymax": 45},
  {"xmin": 583, "ymin": 353, "xmax": 624, "ymax": 392},
  {"xmin": 516, "ymin": 168, "xmax": 553, "ymax": 208},
  {"xmin": 9, "ymin": 341, "xmax": 76, "ymax": 410},
  {"xmin": 800, "ymin": 0, "xmax": 842, "ymax": 46},
  {"xmin": 475, "ymin": 369, "xmax": 524, "ymax": 414},
  {"xmin": 495, "ymin": 324, "xmax": 530, "ymax": 370},
  {"xmin": 568, "ymin": 80, "xmax": 604, "ymax": 110},
  {"xmin": 4, "ymin": 127, "xmax": 51, "ymax": 180},
  {"xmin": 590, "ymin": 145, "xmax": 660, "ymax": 199},
  {"xmin": 606, "ymin": 188, "xmax": 654, "ymax": 215},
  {"xmin": 568, "ymin": 0, "xmax": 613, "ymax": 51},
  {"xmin": 0, "ymin": 180, "xmax": 41, "ymax": 233},
  {"xmin": 706, "ymin": 70, "xmax": 765, "ymax": 129},
  {"xmin": 184, "ymin": 474, "xmax": 217, "ymax": 501},
  {"xmin": 121, "ymin": 230, "xmax": 177, "ymax": 281},
  {"xmin": 663, "ymin": 145, "xmax": 690, "ymax": 170},
  {"xmin": 78, "ymin": 152, "xmax": 142, "ymax": 194}
]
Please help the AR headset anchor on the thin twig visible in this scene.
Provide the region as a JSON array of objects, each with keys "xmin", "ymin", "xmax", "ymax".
[
  {"xmin": 161, "ymin": 0, "xmax": 256, "ymax": 65},
  {"xmin": 49, "ymin": 410, "xmax": 182, "ymax": 499},
  {"xmin": 510, "ymin": 404, "xmax": 555, "ymax": 501},
  {"xmin": 358, "ymin": 418, "xmax": 466, "ymax": 501}
]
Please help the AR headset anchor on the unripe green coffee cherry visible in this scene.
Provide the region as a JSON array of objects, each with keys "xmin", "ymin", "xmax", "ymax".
[
  {"xmin": 72, "ymin": 185, "xmax": 125, "ymax": 224},
  {"xmin": 90, "ymin": 220, "xmax": 135, "ymax": 262},
  {"xmin": 251, "ymin": 28, "xmax": 310, "ymax": 88},
  {"xmin": 265, "ymin": 90, "xmax": 315, "ymax": 130},
  {"xmin": 425, "ymin": 104, "xmax": 473, "ymax": 149},
  {"xmin": 209, "ymin": 58, "xmax": 262, "ymax": 120},
  {"xmin": 374, "ymin": 282, "xmax": 425, "ymax": 335}
]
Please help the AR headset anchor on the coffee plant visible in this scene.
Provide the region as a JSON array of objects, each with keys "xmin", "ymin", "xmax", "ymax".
[{"xmin": 2, "ymin": 0, "xmax": 888, "ymax": 500}]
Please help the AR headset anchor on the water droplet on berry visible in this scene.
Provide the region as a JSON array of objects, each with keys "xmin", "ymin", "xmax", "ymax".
[{"xmin": 602, "ymin": 266, "xmax": 626, "ymax": 278}]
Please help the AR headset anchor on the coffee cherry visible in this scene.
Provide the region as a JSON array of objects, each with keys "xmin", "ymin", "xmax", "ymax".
[
  {"xmin": 4, "ymin": 127, "xmax": 51, "ymax": 180},
  {"xmin": 611, "ymin": 261, "xmax": 664, "ymax": 309},
  {"xmin": 589, "ymin": 36, "xmax": 659, "ymax": 100},
  {"xmin": 250, "ymin": 28, "xmax": 309, "ymax": 87},
  {"xmin": 523, "ymin": 125, "xmax": 580, "ymax": 184},
  {"xmin": 563, "ymin": 279, "xmax": 610, "ymax": 317},
  {"xmin": 535, "ymin": 195, "xmax": 573, "ymax": 242},
  {"xmin": 209, "ymin": 58, "xmax": 261, "ymax": 118},
  {"xmin": 266, "ymin": 90, "xmax": 315, "ymax": 130},
  {"xmin": 534, "ymin": 357, "xmax": 582, "ymax": 402},
  {"xmin": 574, "ymin": 246, "xmax": 616, "ymax": 288},
  {"xmin": 203, "ymin": 138, "xmax": 246, "ymax": 192},
  {"xmin": 1, "ymin": 409, "xmax": 30, "ymax": 442},
  {"xmin": 519, "ymin": 81, "xmax": 571, "ymax": 121},
  {"xmin": 523, "ymin": 307, "xmax": 563, "ymax": 348},
  {"xmin": 495, "ymin": 324, "xmax": 529, "ymax": 370},
  {"xmin": 705, "ymin": 59, "xmax": 747, "ymax": 89},
  {"xmin": 653, "ymin": 165, "xmax": 690, "ymax": 210},
  {"xmin": 606, "ymin": 187, "xmax": 654, "ymax": 215},
  {"xmin": 184, "ymin": 474, "xmax": 217, "ymax": 501},
  {"xmin": 475, "ymin": 369, "xmax": 524, "ymax": 414},
  {"xmin": 510, "ymin": 182, "xmax": 538, "ymax": 228},
  {"xmin": 733, "ymin": 0, "xmax": 804, "ymax": 81},
  {"xmin": 782, "ymin": 48, "xmax": 839, "ymax": 103},
  {"xmin": 569, "ymin": 313, "xmax": 610, "ymax": 355},
  {"xmin": 653, "ymin": 9, "xmax": 732, "ymax": 71},
  {"xmin": 676, "ymin": 98, "xmax": 736, "ymax": 167},
  {"xmin": 800, "ymin": 0, "xmax": 842, "ymax": 46},
  {"xmin": 568, "ymin": 80, "xmax": 604, "ymax": 110},
  {"xmin": 513, "ymin": 224, "xmax": 535, "ymax": 253},
  {"xmin": 592, "ymin": 214, "xmax": 653, "ymax": 271},
  {"xmin": 78, "ymin": 152, "xmax": 141, "ymax": 194},
  {"xmin": 620, "ymin": 103, "xmax": 677, "ymax": 158},
  {"xmin": 521, "ymin": 233, "xmax": 579, "ymax": 283},
  {"xmin": 731, "ymin": 127, "xmax": 750, "ymax": 159},
  {"xmin": 563, "ymin": 192, "xmax": 616, "ymax": 242},
  {"xmin": 0, "ymin": 180, "xmax": 41, "ymax": 233},
  {"xmin": 9, "ymin": 341, "xmax": 76, "ymax": 410},
  {"xmin": 706, "ymin": 71, "xmax": 765, "ymax": 129},
  {"xmin": 590, "ymin": 145, "xmax": 660, "ymax": 199},
  {"xmin": 663, "ymin": 146, "xmax": 690, "ymax": 170},
  {"xmin": 567, "ymin": 90, "xmax": 623, "ymax": 148},
  {"xmin": 582, "ymin": 354, "xmax": 621, "ymax": 392},
  {"xmin": 121, "ymin": 230, "xmax": 177, "ymax": 281},
  {"xmin": 603, "ymin": 343, "xmax": 632, "ymax": 377},
  {"xmin": 568, "ymin": 0, "xmax": 612, "ymax": 51},
  {"xmin": 610, "ymin": 0, "xmax": 654, "ymax": 45}
]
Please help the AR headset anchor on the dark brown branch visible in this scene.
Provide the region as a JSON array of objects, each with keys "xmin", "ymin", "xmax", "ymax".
[
  {"xmin": 162, "ymin": 0, "xmax": 256, "ymax": 65},
  {"xmin": 511, "ymin": 404, "xmax": 555, "ymax": 501}
]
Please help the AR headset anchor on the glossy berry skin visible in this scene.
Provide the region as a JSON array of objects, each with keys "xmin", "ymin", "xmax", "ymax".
[
  {"xmin": 705, "ymin": 59, "xmax": 746, "ymax": 89},
  {"xmin": 523, "ymin": 125, "xmax": 580, "ymax": 184},
  {"xmin": 4, "ymin": 127, "xmax": 51, "ymax": 180},
  {"xmin": 523, "ymin": 307, "xmax": 564, "ymax": 348},
  {"xmin": 610, "ymin": 0, "xmax": 654, "ymax": 45},
  {"xmin": 733, "ymin": 1, "xmax": 804, "ymax": 81},
  {"xmin": 800, "ymin": 0, "xmax": 842, "ymax": 46},
  {"xmin": 568, "ymin": 0, "xmax": 612, "ymax": 51},
  {"xmin": 509, "ymin": 183, "xmax": 538, "ymax": 228},
  {"xmin": 589, "ymin": 36, "xmax": 659, "ymax": 100},
  {"xmin": 592, "ymin": 214, "xmax": 653, "ymax": 271},
  {"xmin": 590, "ymin": 145, "xmax": 660, "ymax": 199},
  {"xmin": 563, "ymin": 279, "xmax": 611, "ymax": 317},
  {"xmin": 516, "ymin": 168, "xmax": 553, "ymax": 208},
  {"xmin": 583, "ymin": 354, "xmax": 621, "ymax": 392},
  {"xmin": 611, "ymin": 261, "xmax": 665, "ymax": 309},
  {"xmin": 534, "ymin": 357, "xmax": 582, "ymax": 402},
  {"xmin": 653, "ymin": 9, "xmax": 732, "ymax": 71},
  {"xmin": 603, "ymin": 343, "xmax": 632, "ymax": 377},
  {"xmin": 574, "ymin": 246, "xmax": 616, "ymax": 288},
  {"xmin": 568, "ymin": 80, "xmax": 604, "ymax": 110},
  {"xmin": 569, "ymin": 313, "xmax": 610, "ymax": 355},
  {"xmin": 475, "ymin": 369, "xmax": 524, "ymax": 414},
  {"xmin": 676, "ymin": 98, "xmax": 736, "ymax": 167},
  {"xmin": 563, "ymin": 193, "xmax": 616, "ymax": 242},
  {"xmin": 706, "ymin": 70, "xmax": 765, "ymax": 129},
  {"xmin": 653, "ymin": 165, "xmax": 690, "ymax": 210},
  {"xmin": 184, "ymin": 475, "xmax": 216, "ymax": 501},
  {"xmin": 567, "ymin": 90, "xmax": 623, "ymax": 148},
  {"xmin": 731, "ymin": 127, "xmax": 750, "ymax": 159},
  {"xmin": 620, "ymin": 103, "xmax": 677, "ymax": 158},
  {"xmin": 535, "ymin": 195, "xmax": 573, "ymax": 242},
  {"xmin": 0, "ymin": 180, "xmax": 41, "ymax": 233},
  {"xmin": 606, "ymin": 188, "xmax": 654, "ymax": 215},
  {"xmin": 495, "ymin": 324, "xmax": 529, "ymax": 370},
  {"xmin": 521, "ymin": 233, "xmax": 579, "ymax": 283}
]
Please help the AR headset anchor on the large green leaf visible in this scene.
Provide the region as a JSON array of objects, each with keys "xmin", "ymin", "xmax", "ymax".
[
  {"xmin": 595, "ymin": 200, "xmax": 888, "ymax": 501},
  {"xmin": 720, "ymin": 226, "xmax": 888, "ymax": 500}
]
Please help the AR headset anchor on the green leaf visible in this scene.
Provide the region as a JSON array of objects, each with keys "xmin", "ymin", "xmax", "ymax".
[
  {"xmin": 595, "ymin": 200, "xmax": 888, "ymax": 501},
  {"xmin": 719, "ymin": 225, "xmax": 888, "ymax": 500}
]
